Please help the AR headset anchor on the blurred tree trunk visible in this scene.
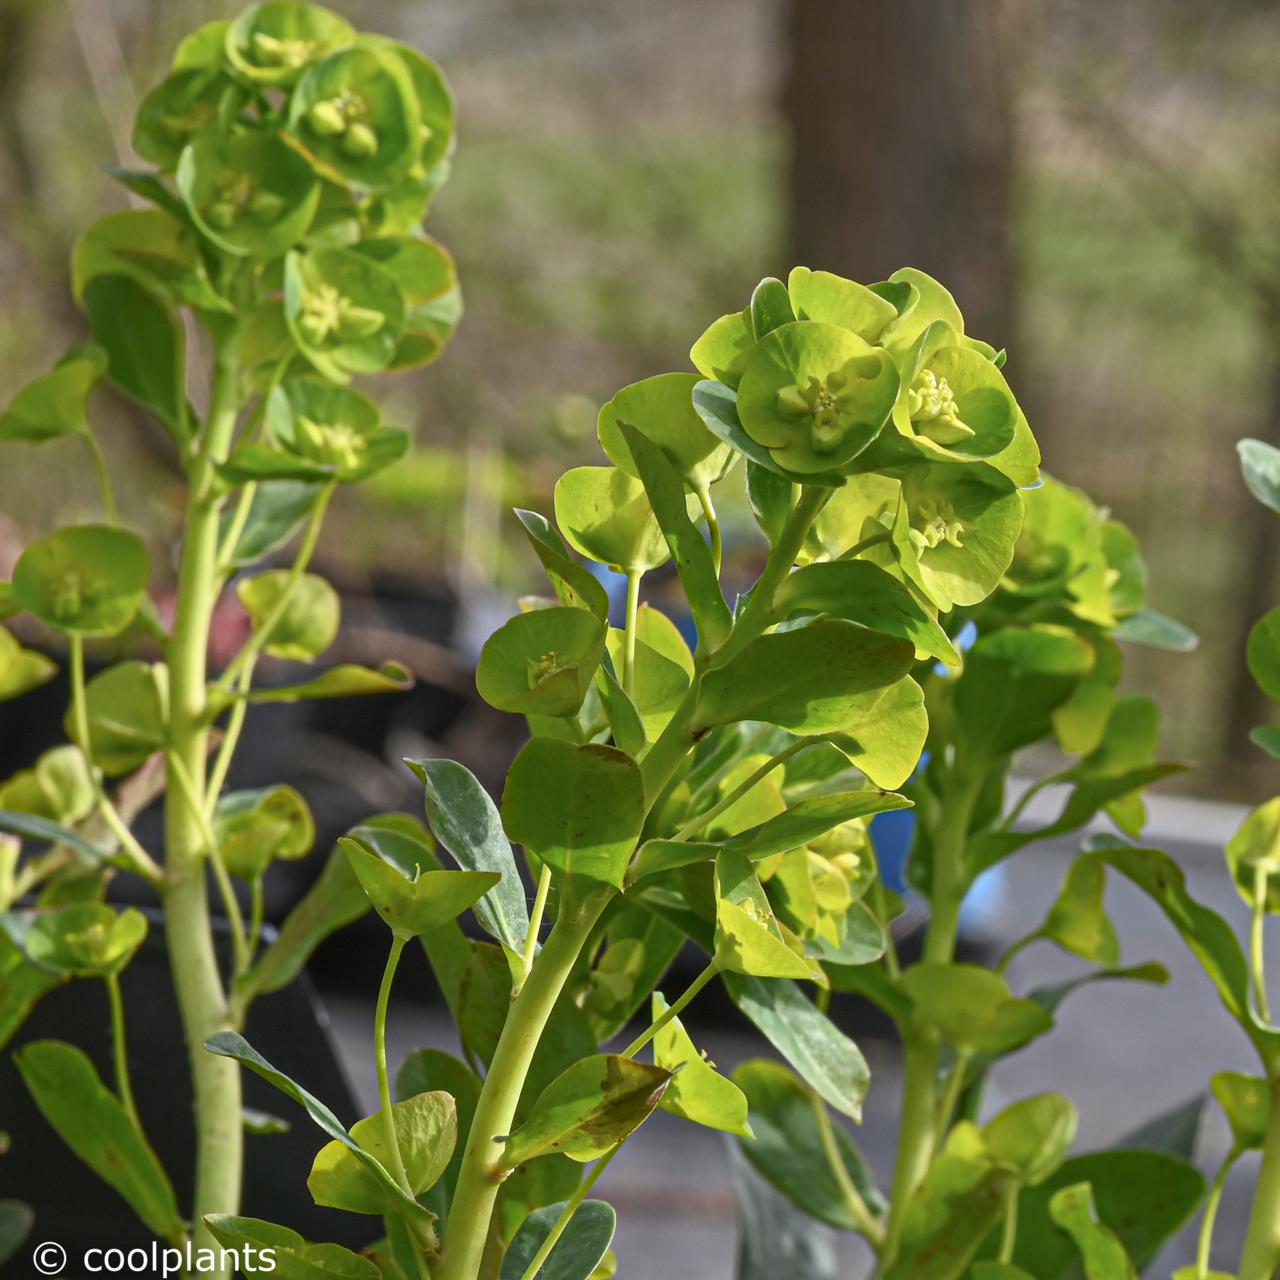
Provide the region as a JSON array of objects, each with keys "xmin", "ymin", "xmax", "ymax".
[{"xmin": 781, "ymin": 0, "xmax": 1023, "ymax": 347}]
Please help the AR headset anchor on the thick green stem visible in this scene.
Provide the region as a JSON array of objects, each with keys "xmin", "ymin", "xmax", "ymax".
[
  {"xmin": 881, "ymin": 766, "xmax": 979, "ymax": 1267},
  {"xmin": 438, "ymin": 897, "xmax": 609, "ymax": 1280},
  {"xmin": 1239, "ymin": 1075, "xmax": 1280, "ymax": 1280},
  {"xmin": 622, "ymin": 958, "xmax": 718, "ymax": 1059},
  {"xmin": 162, "ymin": 342, "xmax": 244, "ymax": 1271},
  {"xmin": 881, "ymin": 1032, "xmax": 939, "ymax": 1263},
  {"xmin": 105, "ymin": 972, "xmax": 140, "ymax": 1133},
  {"xmin": 376, "ymin": 936, "xmax": 411, "ymax": 1194}
]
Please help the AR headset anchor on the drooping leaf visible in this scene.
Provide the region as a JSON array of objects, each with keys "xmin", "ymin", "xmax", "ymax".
[
  {"xmin": 714, "ymin": 850, "xmax": 813, "ymax": 980},
  {"xmin": 1111, "ymin": 607, "xmax": 1198, "ymax": 652},
  {"xmin": 15, "ymin": 1039, "xmax": 183, "ymax": 1239},
  {"xmin": 1239, "ymin": 437, "xmax": 1280, "ymax": 515},
  {"xmin": 513, "ymin": 509, "xmax": 611, "ymax": 621},
  {"xmin": 241, "ymin": 662, "xmax": 413, "ymax": 702},
  {"xmin": 0, "ymin": 627, "xmax": 57, "ymax": 702},
  {"xmin": 732, "ymin": 1058, "xmax": 883, "ymax": 1231},
  {"xmin": 203, "ymin": 1032, "xmax": 432, "ymax": 1225},
  {"xmin": 0, "ymin": 344, "xmax": 108, "ymax": 442},
  {"xmin": 724, "ymin": 972, "xmax": 869, "ymax": 1120},
  {"xmin": 204, "ymin": 1216, "xmax": 379, "ymax": 1280},
  {"xmin": 82, "ymin": 274, "xmax": 187, "ymax": 438}
]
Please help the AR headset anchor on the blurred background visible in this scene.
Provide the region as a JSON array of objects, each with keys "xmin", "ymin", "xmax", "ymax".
[{"xmin": 2, "ymin": 0, "xmax": 1279, "ymax": 1273}]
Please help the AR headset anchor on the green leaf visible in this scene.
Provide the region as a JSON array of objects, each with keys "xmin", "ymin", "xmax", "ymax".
[
  {"xmin": 0, "ymin": 932, "xmax": 65, "ymax": 1049},
  {"xmin": 629, "ymin": 788, "xmax": 909, "ymax": 882},
  {"xmin": 19, "ymin": 903, "xmax": 147, "ymax": 977},
  {"xmin": 599, "ymin": 372, "xmax": 734, "ymax": 492},
  {"xmin": 1249, "ymin": 609, "xmax": 1280, "ymax": 705},
  {"xmin": 0, "ymin": 746, "xmax": 95, "ymax": 827},
  {"xmin": 1085, "ymin": 841, "xmax": 1280, "ymax": 1059},
  {"xmin": 983, "ymin": 1093, "xmax": 1077, "ymax": 1185},
  {"xmin": 1009, "ymin": 1150, "xmax": 1204, "ymax": 1275},
  {"xmin": 214, "ymin": 786, "xmax": 315, "ymax": 880},
  {"xmin": 204, "ymin": 1216, "xmax": 378, "ymax": 1280},
  {"xmin": 238, "ymin": 571, "xmax": 340, "ymax": 661},
  {"xmin": 203, "ymin": 1031, "xmax": 432, "ymax": 1225},
  {"xmin": 773, "ymin": 560, "xmax": 958, "ymax": 665},
  {"xmin": 1253, "ymin": 725, "xmax": 1280, "ymax": 760},
  {"xmin": 1239, "ymin": 437, "xmax": 1280, "ymax": 514},
  {"xmin": 241, "ymin": 662, "xmax": 413, "ymax": 702},
  {"xmin": 821, "ymin": 677, "xmax": 928, "ymax": 790},
  {"xmin": 1212, "ymin": 1071, "xmax": 1270, "ymax": 1150},
  {"xmin": 62, "ymin": 660, "xmax": 166, "ymax": 776},
  {"xmin": 14, "ymin": 525, "xmax": 150, "ymax": 637},
  {"xmin": 308, "ymin": 1090, "xmax": 456, "ymax": 1214},
  {"xmin": 750, "ymin": 277, "xmax": 796, "ymax": 340},
  {"xmin": 0, "ymin": 627, "xmax": 57, "ymax": 702},
  {"xmin": 617, "ymin": 422, "xmax": 732, "ymax": 649},
  {"xmin": 690, "ymin": 310, "xmax": 754, "ymax": 387},
  {"xmin": 407, "ymin": 757, "xmax": 530, "ymax": 957},
  {"xmin": 650, "ymin": 991, "xmax": 752, "ymax": 1137},
  {"xmin": 553, "ymin": 466, "xmax": 670, "ymax": 574},
  {"xmin": 0, "ymin": 344, "xmax": 108, "ymax": 442},
  {"xmin": 15, "ymin": 1039, "xmax": 182, "ymax": 1239},
  {"xmin": 501, "ymin": 1054, "xmax": 671, "ymax": 1166},
  {"xmin": 502, "ymin": 740, "xmax": 644, "ymax": 891},
  {"xmin": 724, "ymin": 973, "xmax": 869, "ymax": 1120},
  {"xmin": 340, "ymin": 836, "xmax": 498, "ymax": 939},
  {"xmin": 1115, "ymin": 1094, "xmax": 1205, "ymax": 1160},
  {"xmin": 883, "ymin": 1152, "xmax": 1016, "ymax": 1280},
  {"xmin": 732, "ymin": 1058, "xmax": 883, "ymax": 1231},
  {"xmin": 514, "ymin": 509, "xmax": 611, "ymax": 620},
  {"xmin": 0, "ymin": 1200, "xmax": 33, "ymax": 1268},
  {"xmin": 1111, "ymin": 607, "xmax": 1198, "ymax": 652},
  {"xmin": 746, "ymin": 461, "xmax": 794, "ymax": 546},
  {"xmin": 477, "ymin": 606, "xmax": 606, "ymax": 718},
  {"xmin": 500, "ymin": 1200, "xmax": 616, "ymax": 1280},
  {"xmin": 1047, "ymin": 1183, "xmax": 1138, "ymax": 1279},
  {"xmin": 900, "ymin": 963, "xmax": 1053, "ymax": 1055},
  {"xmin": 1225, "ymin": 797, "xmax": 1280, "ymax": 912},
  {"xmin": 695, "ymin": 619, "xmax": 914, "ymax": 735},
  {"xmin": 714, "ymin": 850, "xmax": 813, "ymax": 980},
  {"xmin": 954, "ymin": 626, "xmax": 1094, "ymax": 762},
  {"xmin": 787, "ymin": 266, "xmax": 897, "ymax": 341},
  {"xmin": 1029, "ymin": 856, "xmax": 1120, "ymax": 966},
  {"xmin": 0, "ymin": 810, "xmax": 109, "ymax": 861},
  {"xmin": 395, "ymin": 1049, "xmax": 480, "ymax": 1212},
  {"xmin": 220, "ymin": 481, "xmax": 322, "ymax": 567},
  {"xmin": 83, "ymin": 274, "xmax": 187, "ymax": 438}
]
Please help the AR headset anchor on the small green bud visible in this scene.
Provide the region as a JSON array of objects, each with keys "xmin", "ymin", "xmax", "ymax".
[
  {"xmin": 335, "ymin": 304, "xmax": 385, "ymax": 342},
  {"xmin": 247, "ymin": 190, "xmax": 286, "ymax": 224},
  {"xmin": 308, "ymin": 99, "xmax": 347, "ymax": 136},
  {"xmin": 341, "ymin": 122, "xmax": 379, "ymax": 159},
  {"xmin": 207, "ymin": 201, "xmax": 239, "ymax": 230},
  {"xmin": 253, "ymin": 31, "xmax": 315, "ymax": 69},
  {"xmin": 908, "ymin": 368, "xmax": 974, "ymax": 446}
]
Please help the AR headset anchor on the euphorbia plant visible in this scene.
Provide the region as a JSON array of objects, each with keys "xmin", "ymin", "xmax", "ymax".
[
  {"xmin": 162, "ymin": 264, "xmax": 1073, "ymax": 1279},
  {"xmin": 0, "ymin": 1, "xmax": 459, "ymax": 1272}
]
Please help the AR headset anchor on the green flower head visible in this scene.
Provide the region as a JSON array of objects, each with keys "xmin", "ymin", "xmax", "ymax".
[
  {"xmin": 736, "ymin": 322, "xmax": 898, "ymax": 474},
  {"xmin": 225, "ymin": 2, "xmax": 356, "ymax": 87}
]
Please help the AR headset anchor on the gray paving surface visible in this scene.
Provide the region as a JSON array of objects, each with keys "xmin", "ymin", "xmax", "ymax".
[{"xmin": 325, "ymin": 789, "xmax": 1272, "ymax": 1278}]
